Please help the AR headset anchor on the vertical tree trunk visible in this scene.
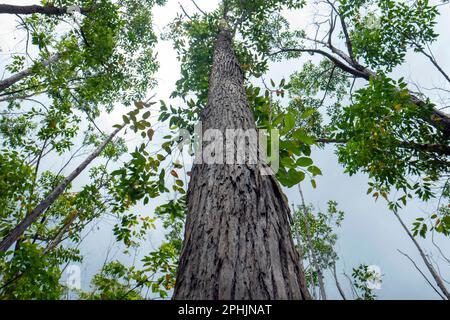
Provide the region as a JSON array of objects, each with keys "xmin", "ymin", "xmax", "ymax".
[{"xmin": 173, "ymin": 26, "xmax": 310, "ymax": 300}]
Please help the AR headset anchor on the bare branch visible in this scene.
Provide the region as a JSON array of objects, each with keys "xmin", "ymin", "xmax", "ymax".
[{"xmin": 397, "ymin": 249, "xmax": 446, "ymax": 300}]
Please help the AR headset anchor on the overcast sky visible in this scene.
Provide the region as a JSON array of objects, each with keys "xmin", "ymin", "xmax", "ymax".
[{"xmin": 1, "ymin": 0, "xmax": 450, "ymax": 300}]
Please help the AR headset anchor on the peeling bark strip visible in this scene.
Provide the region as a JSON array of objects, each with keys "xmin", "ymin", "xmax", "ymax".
[
  {"xmin": 173, "ymin": 26, "xmax": 310, "ymax": 300},
  {"xmin": 0, "ymin": 54, "xmax": 60, "ymax": 93},
  {"xmin": 0, "ymin": 4, "xmax": 93, "ymax": 15},
  {"xmin": 0, "ymin": 126, "xmax": 123, "ymax": 253}
]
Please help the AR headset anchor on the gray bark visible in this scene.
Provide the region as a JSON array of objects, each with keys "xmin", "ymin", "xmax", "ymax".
[
  {"xmin": 173, "ymin": 26, "xmax": 310, "ymax": 300},
  {"xmin": 0, "ymin": 54, "xmax": 60, "ymax": 93},
  {"xmin": 0, "ymin": 126, "xmax": 123, "ymax": 253},
  {"xmin": 332, "ymin": 263, "xmax": 346, "ymax": 300},
  {"xmin": 298, "ymin": 183, "xmax": 327, "ymax": 300},
  {"xmin": 394, "ymin": 211, "xmax": 450, "ymax": 300}
]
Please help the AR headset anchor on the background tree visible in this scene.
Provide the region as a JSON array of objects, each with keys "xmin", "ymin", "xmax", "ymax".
[{"xmin": 0, "ymin": 0, "xmax": 166, "ymax": 298}]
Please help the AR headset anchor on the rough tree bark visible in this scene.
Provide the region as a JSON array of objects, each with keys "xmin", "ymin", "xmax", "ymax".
[{"xmin": 173, "ymin": 24, "xmax": 310, "ymax": 300}]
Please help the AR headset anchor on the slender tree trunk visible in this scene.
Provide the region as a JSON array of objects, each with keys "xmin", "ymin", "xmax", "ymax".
[
  {"xmin": 394, "ymin": 211, "xmax": 450, "ymax": 299},
  {"xmin": 0, "ymin": 4, "xmax": 93, "ymax": 15},
  {"xmin": 173, "ymin": 25, "xmax": 310, "ymax": 300},
  {"xmin": 0, "ymin": 54, "xmax": 60, "ymax": 93},
  {"xmin": 397, "ymin": 249, "xmax": 446, "ymax": 300},
  {"xmin": 292, "ymin": 204, "xmax": 317, "ymax": 299},
  {"xmin": 0, "ymin": 126, "xmax": 123, "ymax": 253},
  {"xmin": 43, "ymin": 211, "xmax": 80, "ymax": 254},
  {"xmin": 332, "ymin": 263, "xmax": 346, "ymax": 300},
  {"xmin": 298, "ymin": 183, "xmax": 327, "ymax": 300}
]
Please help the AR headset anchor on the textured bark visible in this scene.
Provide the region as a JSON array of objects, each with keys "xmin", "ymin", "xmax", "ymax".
[{"xmin": 173, "ymin": 27, "xmax": 310, "ymax": 300}]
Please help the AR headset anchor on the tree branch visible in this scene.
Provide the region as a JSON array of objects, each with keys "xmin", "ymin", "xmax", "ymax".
[
  {"xmin": 0, "ymin": 125, "xmax": 124, "ymax": 253},
  {"xmin": 272, "ymin": 48, "xmax": 369, "ymax": 79},
  {"xmin": 317, "ymin": 137, "xmax": 450, "ymax": 157},
  {"xmin": 397, "ymin": 249, "xmax": 446, "ymax": 300},
  {"xmin": 0, "ymin": 4, "xmax": 94, "ymax": 15},
  {"xmin": 0, "ymin": 53, "xmax": 60, "ymax": 92}
]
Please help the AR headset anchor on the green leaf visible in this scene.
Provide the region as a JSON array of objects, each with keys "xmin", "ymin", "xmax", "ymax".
[
  {"xmin": 287, "ymin": 169, "xmax": 305, "ymax": 187},
  {"xmin": 308, "ymin": 165, "xmax": 322, "ymax": 176},
  {"xmin": 284, "ymin": 113, "xmax": 296, "ymax": 133},
  {"xmin": 293, "ymin": 129, "xmax": 315, "ymax": 145},
  {"xmin": 300, "ymin": 108, "xmax": 315, "ymax": 119},
  {"xmin": 143, "ymin": 111, "xmax": 151, "ymax": 119},
  {"xmin": 296, "ymin": 157, "xmax": 313, "ymax": 167}
]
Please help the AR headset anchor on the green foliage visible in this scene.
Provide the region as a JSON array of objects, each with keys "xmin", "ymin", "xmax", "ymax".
[
  {"xmin": 0, "ymin": 243, "xmax": 80, "ymax": 299},
  {"xmin": 0, "ymin": 0, "xmax": 164, "ymax": 299},
  {"xmin": 339, "ymin": 0, "xmax": 439, "ymax": 72},
  {"xmin": 293, "ymin": 201, "xmax": 345, "ymax": 273},
  {"xmin": 80, "ymin": 261, "xmax": 146, "ymax": 300},
  {"xmin": 332, "ymin": 75, "xmax": 446, "ymax": 210},
  {"xmin": 352, "ymin": 264, "xmax": 382, "ymax": 300}
]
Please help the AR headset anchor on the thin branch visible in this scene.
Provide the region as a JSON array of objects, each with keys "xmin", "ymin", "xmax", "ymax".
[
  {"xmin": 0, "ymin": 125, "xmax": 124, "ymax": 252},
  {"xmin": 394, "ymin": 211, "xmax": 450, "ymax": 299},
  {"xmin": 332, "ymin": 263, "xmax": 347, "ymax": 300},
  {"xmin": 0, "ymin": 53, "xmax": 60, "ymax": 92},
  {"xmin": 397, "ymin": 249, "xmax": 446, "ymax": 300},
  {"xmin": 271, "ymin": 48, "xmax": 369, "ymax": 79},
  {"xmin": 190, "ymin": 0, "xmax": 206, "ymax": 15}
]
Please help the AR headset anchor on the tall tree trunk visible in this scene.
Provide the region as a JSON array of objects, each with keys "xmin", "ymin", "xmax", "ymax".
[
  {"xmin": 173, "ymin": 25, "xmax": 310, "ymax": 300},
  {"xmin": 0, "ymin": 125, "xmax": 123, "ymax": 253}
]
